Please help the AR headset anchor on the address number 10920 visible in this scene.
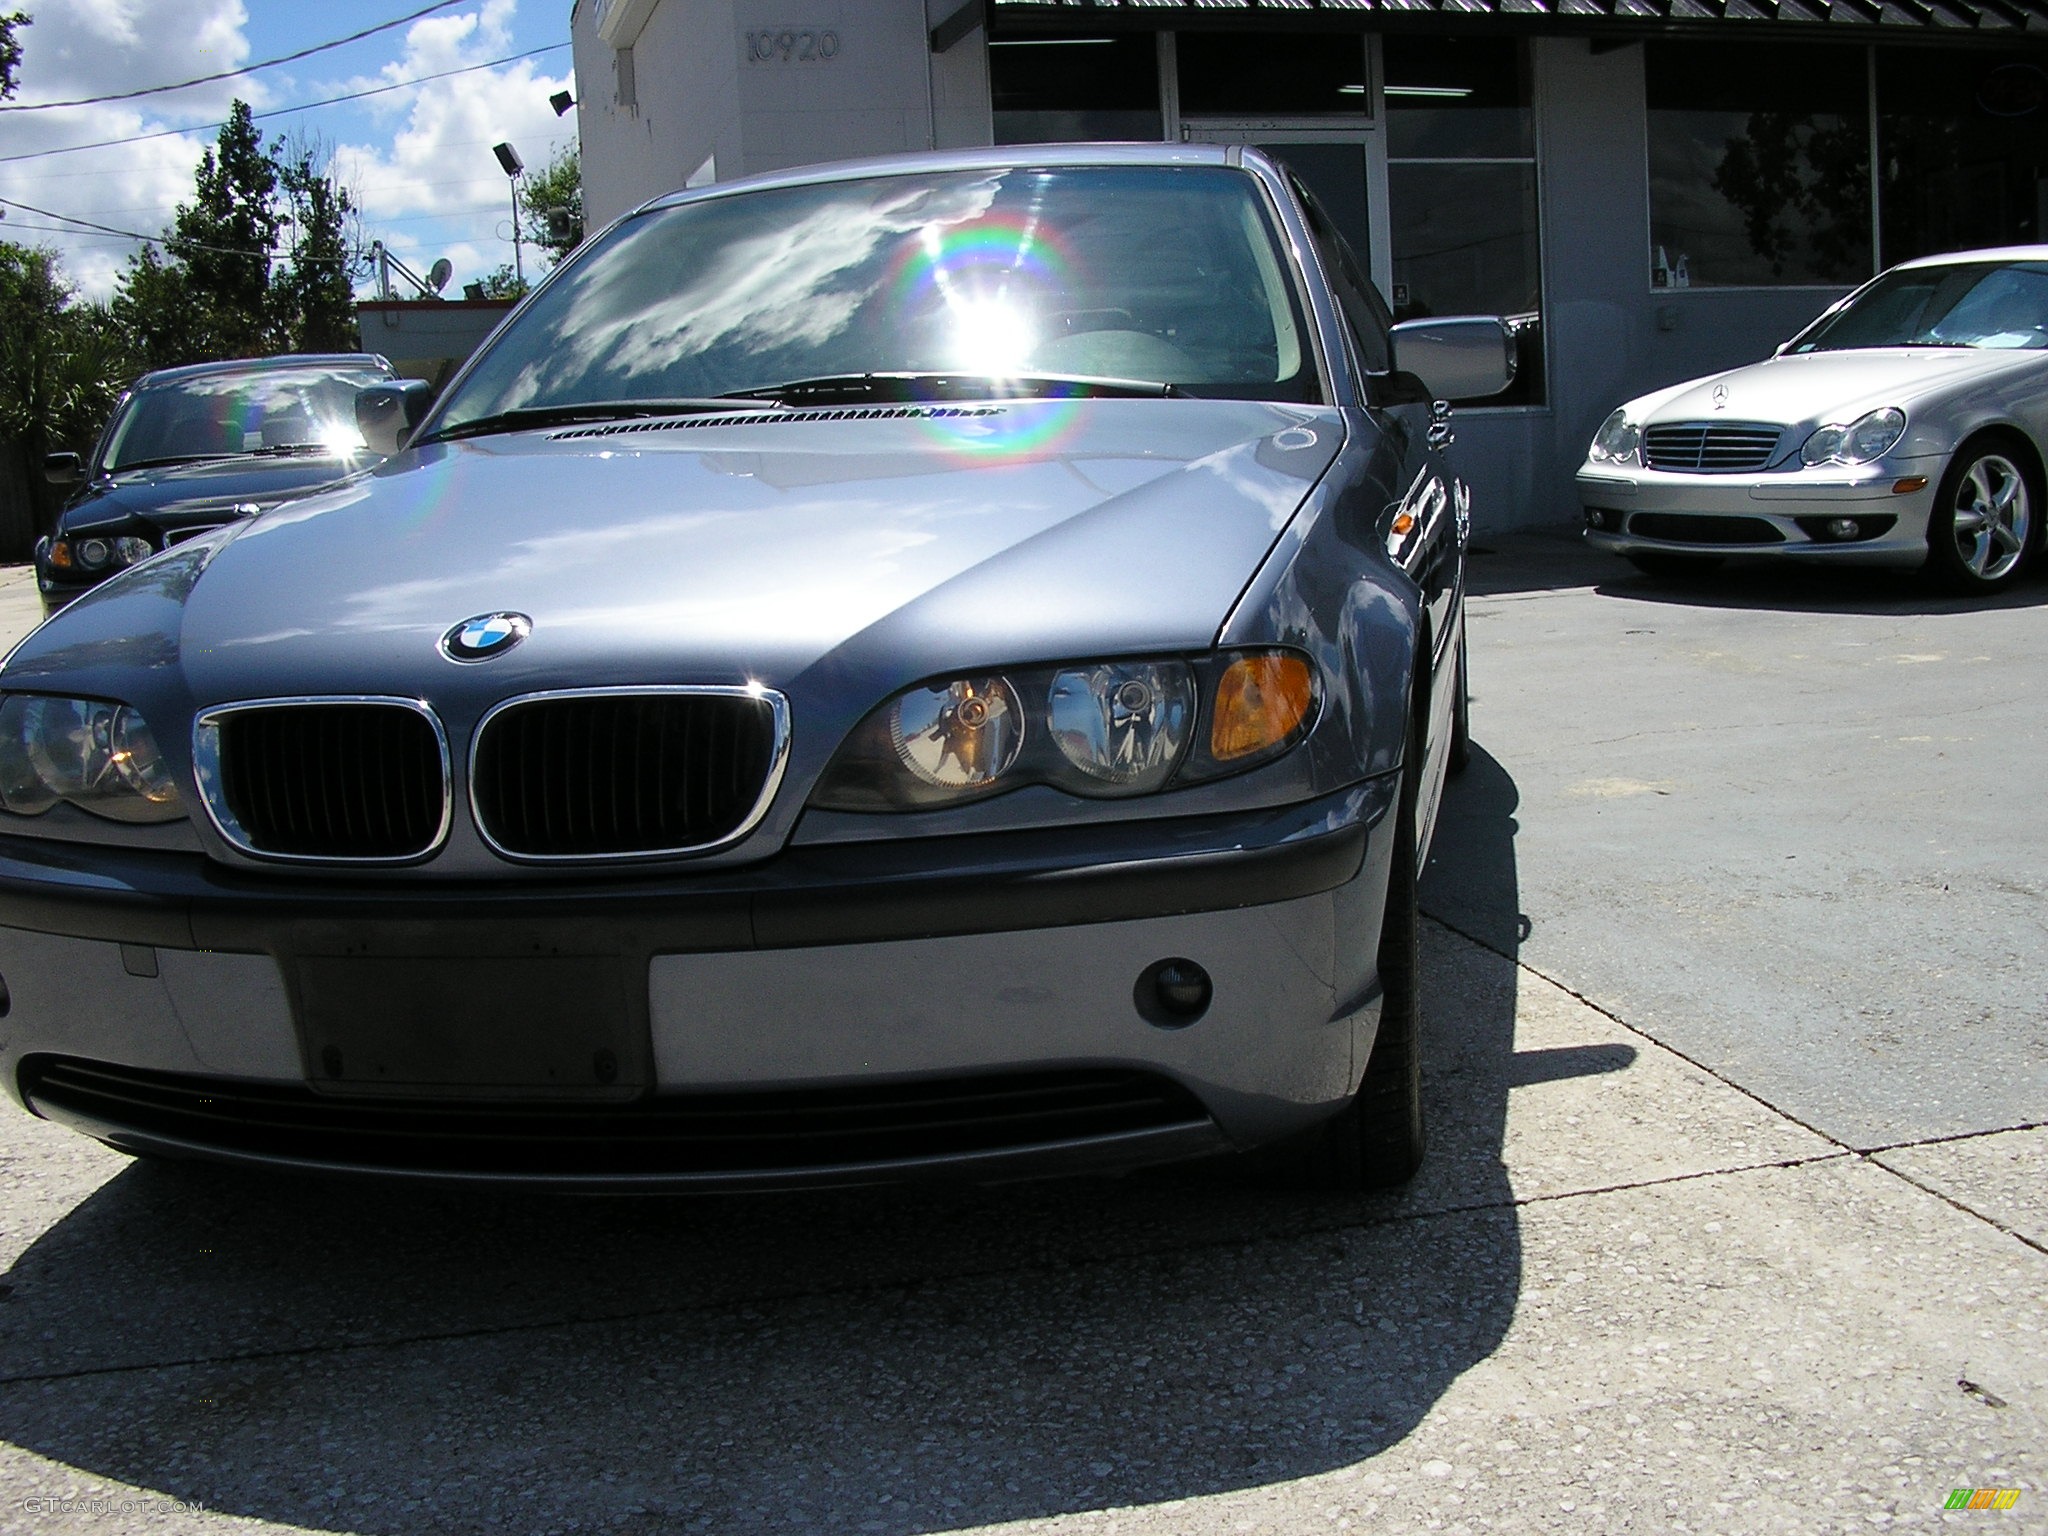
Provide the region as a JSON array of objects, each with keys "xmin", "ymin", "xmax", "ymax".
[{"xmin": 746, "ymin": 29, "xmax": 841, "ymax": 61}]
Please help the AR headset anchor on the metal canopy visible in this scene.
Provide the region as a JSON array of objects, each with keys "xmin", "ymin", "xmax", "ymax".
[{"xmin": 978, "ymin": 0, "xmax": 2048, "ymax": 35}]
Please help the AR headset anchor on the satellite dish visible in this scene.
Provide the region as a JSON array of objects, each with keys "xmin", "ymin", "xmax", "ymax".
[{"xmin": 427, "ymin": 258, "xmax": 453, "ymax": 294}]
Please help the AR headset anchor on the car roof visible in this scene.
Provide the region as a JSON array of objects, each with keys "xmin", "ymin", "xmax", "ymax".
[
  {"xmin": 1892, "ymin": 244, "xmax": 2048, "ymax": 271},
  {"xmin": 638, "ymin": 142, "xmax": 1240, "ymax": 216},
  {"xmin": 134, "ymin": 353, "xmax": 394, "ymax": 389}
]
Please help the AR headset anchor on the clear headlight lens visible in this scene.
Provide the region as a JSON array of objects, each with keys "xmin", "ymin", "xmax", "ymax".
[
  {"xmin": 46, "ymin": 535, "xmax": 153, "ymax": 574},
  {"xmin": 812, "ymin": 650, "xmax": 1315, "ymax": 812},
  {"xmin": 1049, "ymin": 661, "xmax": 1195, "ymax": 791},
  {"xmin": 1801, "ymin": 407, "xmax": 1905, "ymax": 467},
  {"xmin": 888, "ymin": 676, "xmax": 1024, "ymax": 791},
  {"xmin": 1589, "ymin": 408, "xmax": 1639, "ymax": 465},
  {"xmin": 0, "ymin": 695, "xmax": 184, "ymax": 823}
]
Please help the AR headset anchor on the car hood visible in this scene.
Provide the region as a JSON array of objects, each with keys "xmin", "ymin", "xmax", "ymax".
[
  {"xmin": 1637, "ymin": 347, "xmax": 2043, "ymax": 428},
  {"xmin": 11, "ymin": 400, "xmax": 1340, "ymax": 709},
  {"xmin": 58, "ymin": 454, "xmax": 372, "ymax": 536}
]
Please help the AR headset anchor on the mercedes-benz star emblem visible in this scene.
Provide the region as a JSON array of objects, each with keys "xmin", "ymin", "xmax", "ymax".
[
  {"xmin": 1711, "ymin": 383, "xmax": 1730, "ymax": 411},
  {"xmin": 440, "ymin": 612, "xmax": 531, "ymax": 663}
]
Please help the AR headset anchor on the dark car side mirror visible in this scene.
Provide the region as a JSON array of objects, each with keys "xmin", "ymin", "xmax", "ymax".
[
  {"xmin": 1390, "ymin": 316, "xmax": 1517, "ymax": 402},
  {"xmin": 355, "ymin": 380, "xmax": 435, "ymax": 457},
  {"xmin": 43, "ymin": 452, "xmax": 83, "ymax": 487}
]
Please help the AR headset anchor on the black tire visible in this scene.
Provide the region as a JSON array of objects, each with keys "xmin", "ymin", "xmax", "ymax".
[
  {"xmin": 1265, "ymin": 710, "xmax": 1426, "ymax": 1191},
  {"xmin": 1924, "ymin": 434, "xmax": 2040, "ymax": 593},
  {"xmin": 1448, "ymin": 626, "xmax": 1471, "ymax": 777},
  {"xmin": 1625, "ymin": 551, "xmax": 1724, "ymax": 580}
]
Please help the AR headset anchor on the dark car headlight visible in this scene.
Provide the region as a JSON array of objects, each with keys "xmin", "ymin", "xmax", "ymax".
[
  {"xmin": 0, "ymin": 695, "xmax": 184, "ymax": 824},
  {"xmin": 810, "ymin": 649, "xmax": 1317, "ymax": 811},
  {"xmin": 46, "ymin": 535, "xmax": 153, "ymax": 575}
]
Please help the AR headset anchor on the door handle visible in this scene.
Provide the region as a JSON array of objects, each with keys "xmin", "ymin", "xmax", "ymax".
[{"xmin": 1426, "ymin": 399, "xmax": 1455, "ymax": 452}]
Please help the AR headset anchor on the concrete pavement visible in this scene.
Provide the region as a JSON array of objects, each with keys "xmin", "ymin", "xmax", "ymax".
[{"xmin": 0, "ymin": 543, "xmax": 2038, "ymax": 1534}]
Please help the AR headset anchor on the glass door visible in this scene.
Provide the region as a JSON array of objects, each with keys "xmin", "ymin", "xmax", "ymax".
[{"xmin": 1169, "ymin": 33, "xmax": 1391, "ymax": 295}]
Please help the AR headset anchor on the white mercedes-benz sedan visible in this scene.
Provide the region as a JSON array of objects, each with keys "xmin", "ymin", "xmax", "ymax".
[{"xmin": 1578, "ymin": 247, "xmax": 2046, "ymax": 591}]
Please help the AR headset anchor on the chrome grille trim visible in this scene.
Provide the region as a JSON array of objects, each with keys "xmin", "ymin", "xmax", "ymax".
[
  {"xmin": 192, "ymin": 696, "xmax": 453, "ymax": 864},
  {"xmin": 1642, "ymin": 421, "xmax": 1785, "ymax": 473},
  {"xmin": 467, "ymin": 685, "xmax": 791, "ymax": 863}
]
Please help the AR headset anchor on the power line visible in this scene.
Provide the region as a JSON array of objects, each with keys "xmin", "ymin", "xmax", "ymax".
[
  {"xmin": 0, "ymin": 46, "xmax": 571, "ymax": 168},
  {"xmin": 0, "ymin": 0, "xmax": 472, "ymax": 113},
  {"xmin": 0, "ymin": 195, "xmax": 350, "ymax": 264}
]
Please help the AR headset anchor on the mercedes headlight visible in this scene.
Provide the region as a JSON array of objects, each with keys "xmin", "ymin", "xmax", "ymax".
[
  {"xmin": 1801, "ymin": 407, "xmax": 1905, "ymax": 467},
  {"xmin": 811, "ymin": 649, "xmax": 1315, "ymax": 811},
  {"xmin": 0, "ymin": 695, "xmax": 184, "ymax": 823},
  {"xmin": 1589, "ymin": 408, "xmax": 1640, "ymax": 465}
]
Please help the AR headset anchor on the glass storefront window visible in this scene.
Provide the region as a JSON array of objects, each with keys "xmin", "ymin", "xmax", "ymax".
[
  {"xmin": 1645, "ymin": 43, "xmax": 1870, "ymax": 289},
  {"xmin": 1878, "ymin": 53, "xmax": 2048, "ymax": 265},
  {"xmin": 1177, "ymin": 32, "xmax": 1369, "ymax": 118},
  {"xmin": 990, "ymin": 34, "xmax": 1161, "ymax": 145},
  {"xmin": 1384, "ymin": 35, "xmax": 1532, "ymax": 159},
  {"xmin": 1386, "ymin": 38, "xmax": 1542, "ymax": 405}
]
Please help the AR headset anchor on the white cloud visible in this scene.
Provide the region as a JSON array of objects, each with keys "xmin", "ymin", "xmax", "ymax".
[
  {"xmin": 0, "ymin": 0, "xmax": 261, "ymax": 298},
  {"xmin": 329, "ymin": 0, "xmax": 574, "ymax": 291}
]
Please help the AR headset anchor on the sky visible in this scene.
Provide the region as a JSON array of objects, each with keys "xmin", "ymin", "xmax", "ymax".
[{"xmin": 0, "ymin": 0, "xmax": 578, "ymax": 301}]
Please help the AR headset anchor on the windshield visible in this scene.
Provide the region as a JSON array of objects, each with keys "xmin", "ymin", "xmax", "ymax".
[
  {"xmin": 101, "ymin": 365, "xmax": 391, "ymax": 472},
  {"xmin": 429, "ymin": 164, "xmax": 1317, "ymax": 434},
  {"xmin": 1790, "ymin": 262, "xmax": 2048, "ymax": 353}
]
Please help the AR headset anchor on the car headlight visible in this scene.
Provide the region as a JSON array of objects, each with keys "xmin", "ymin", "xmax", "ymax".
[
  {"xmin": 0, "ymin": 695, "xmax": 184, "ymax": 823},
  {"xmin": 810, "ymin": 649, "xmax": 1316, "ymax": 811},
  {"xmin": 1801, "ymin": 407, "xmax": 1905, "ymax": 467},
  {"xmin": 45, "ymin": 535, "xmax": 154, "ymax": 574},
  {"xmin": 1589, "ymin": 408, "xmax": 1640, "ymax": 465}
]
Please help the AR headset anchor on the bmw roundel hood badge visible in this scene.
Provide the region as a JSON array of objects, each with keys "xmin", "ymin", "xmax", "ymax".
[{"xmin": 440, "ymin": 612, "xmax": 532, "ymax": 663}]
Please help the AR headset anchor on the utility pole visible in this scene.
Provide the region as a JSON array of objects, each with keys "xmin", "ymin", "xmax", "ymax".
[{"xmin": 493, "ymin": 141, "xmax": 527, "ymax": 286}]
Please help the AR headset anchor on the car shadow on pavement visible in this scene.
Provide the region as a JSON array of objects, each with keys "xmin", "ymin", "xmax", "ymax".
[
  {"xmin": 1591, "ymin": 559, "xmax": 2048, "ymax": 616},
  {"xmin": 0, "ymin": 749, "xmax": 1550, "ymax": 1534}
]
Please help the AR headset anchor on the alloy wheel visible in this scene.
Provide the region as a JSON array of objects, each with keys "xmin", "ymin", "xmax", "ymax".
[{"xmin": 1949, "ymin": 453, "xmax": 2032, "ymax": 583}]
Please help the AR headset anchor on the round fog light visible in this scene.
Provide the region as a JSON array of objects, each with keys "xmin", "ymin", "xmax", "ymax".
[
  {"xmin": 1137, "ymin": 957, "xmax": 1212, "ymax": 1027},
  {"xmin": 1826, "ymin": 518, "xmax": 1860, "ymax": 541}
]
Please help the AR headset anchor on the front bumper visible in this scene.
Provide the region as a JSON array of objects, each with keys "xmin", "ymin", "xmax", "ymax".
[
  {"xmin": 0, "ymin": 780, "xmax": 1397, "ymax": 1187},
  {"xmin": 1576, "ymin": 458, "xmax": 1942, "ymax": 566}
]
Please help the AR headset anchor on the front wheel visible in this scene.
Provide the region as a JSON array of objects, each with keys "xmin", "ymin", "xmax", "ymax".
[{"xmin": 1925, "ymin": 440, "xmax": 2037, "ymax": 592}]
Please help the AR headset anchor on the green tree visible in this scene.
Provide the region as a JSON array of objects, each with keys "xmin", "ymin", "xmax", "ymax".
[
  {"xmin": 274, "ymin": 141, "xmax": 362, "ymax": 351},
  {"xmin": 0, "ymin": 243, "xmax": 137, "ymax": 543},
  {"xmin": 472, "ymin": 264, "xmax": 530, "ymax": 301},
  {"xmin": 0, "ymin": 12, "xmax": 27, "ymax": 101},
  {"xmin": 520, "ymin": 145, "xmax": 583, "ymax": 267},
  {"xmin": 112, "ymin": 103, "xmax": 365, "ymax": 367}
]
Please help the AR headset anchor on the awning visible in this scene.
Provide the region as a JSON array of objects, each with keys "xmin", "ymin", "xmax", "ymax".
[{"xmin": 960, "ymin": 0, "xmax": 2048, "ymax": 40}]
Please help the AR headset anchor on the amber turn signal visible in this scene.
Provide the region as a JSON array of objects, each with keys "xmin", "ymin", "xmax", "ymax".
[
  {"xmin": 1209, "ymin": 653, "xmax": 1314, "ymax": 762},
  {"xmin": 1891, "ymin": 476, "xmax": 1929, "ymax": 495}
]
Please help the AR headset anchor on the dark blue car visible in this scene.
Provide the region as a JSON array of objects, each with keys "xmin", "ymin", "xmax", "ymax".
[{"xmin": 35, "ymin": 354, "xmax": 398, "ymax": 614}]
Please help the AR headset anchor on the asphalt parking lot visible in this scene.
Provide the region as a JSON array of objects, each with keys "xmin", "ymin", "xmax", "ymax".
[{"xmin": 0, "ymin": 540, "xmax": 2039, "ymax": 1535}]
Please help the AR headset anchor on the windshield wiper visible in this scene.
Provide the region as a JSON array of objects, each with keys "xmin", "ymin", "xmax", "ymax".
[
  {"xmin": 415, "ymin": 398, "xmax": 783, "ymax": 446},
  {"xmin": 108, "ymin": 453, "xmax": 241, "ymax": 472},
  {"xmin": 246, "ymin": 442, "xmax": 346, "ymax": 457},
  {"xmin": 722, "ymin": 372, "xmax": 1185, "ymax": 406}
]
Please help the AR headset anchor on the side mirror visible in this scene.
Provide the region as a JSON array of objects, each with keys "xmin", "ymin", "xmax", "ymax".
[
  {"xmin": 355, "ymin": 379, "xmax": 435, "ymax": 456},
  {"xmin": 1390, "ymin": 316, "xmax": 1516, "ymax": 402},
  {"xmin": 42, "ymin": 452, "xmax": 82, "ymax": 487}
]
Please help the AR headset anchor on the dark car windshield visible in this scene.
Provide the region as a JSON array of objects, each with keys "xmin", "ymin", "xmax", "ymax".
[
  {"xmin": 428, "ymin": 164, "xmax": 1317, "ymax": 435},
  {"xmin": 1790, "ymin": 261, "xmax": 2048, "ymax": 353},
  {"xmin": 101, "ymin": 364, "xmax": 391, "ymax": 472}
]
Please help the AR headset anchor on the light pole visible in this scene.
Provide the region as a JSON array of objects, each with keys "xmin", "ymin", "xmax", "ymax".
[{"xmin": 493, "ymin": 141, "xmax": 526, "ymax": 286}]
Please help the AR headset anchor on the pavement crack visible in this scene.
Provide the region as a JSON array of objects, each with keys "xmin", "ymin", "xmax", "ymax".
[{"xmin": 1418, "ymin": 911, "xmax": 2048, "ymax": 1260}]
